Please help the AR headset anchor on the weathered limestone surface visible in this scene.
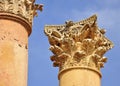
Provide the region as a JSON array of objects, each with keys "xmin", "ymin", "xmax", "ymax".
[
  {"xmin": 45, "ymin": 15, "xmax": 113, "ymax": 86},
  {"xmin": 0, "ymin": 19, "xmax": 28, "ymax": 86},
  {"xmin": 0, "ymin": 0, "xmax": 43, "ymax": 86}
]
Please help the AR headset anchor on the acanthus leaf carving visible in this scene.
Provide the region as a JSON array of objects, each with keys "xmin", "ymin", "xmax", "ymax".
[
  {"xmin": 45, "ymin": 15, "xmax": 114, "ymax": 72},
  {"xmin": 0, "ymin": 0, "xmax": 43, "ymax": 24}
]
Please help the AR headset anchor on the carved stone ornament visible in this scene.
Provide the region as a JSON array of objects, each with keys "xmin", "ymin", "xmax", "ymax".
[
  {"xmin": 44, "ymin": 15, "xmax": 113, "ymax": 72},
  {"xmin": 0, "ymin": 0, "xmax": 43, "ymax": 24}
]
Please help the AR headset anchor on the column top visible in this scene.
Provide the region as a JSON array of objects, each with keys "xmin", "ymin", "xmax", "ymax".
[
  {"xmin": 0, "ymin": 0, "xmax": 43, "ymax": 35},
  {"xmin": 44, "ymin": 15, "xmax": 114, "ymax": 73}
]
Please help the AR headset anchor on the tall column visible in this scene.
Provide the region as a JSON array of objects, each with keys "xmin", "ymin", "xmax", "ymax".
[
  {"xmin": 0, "ymin": 0, "xmax": 43, "ymax": 86},
  {"xmin": 45, "ymin": 15, "xmax": 113, "ymax": 86}
]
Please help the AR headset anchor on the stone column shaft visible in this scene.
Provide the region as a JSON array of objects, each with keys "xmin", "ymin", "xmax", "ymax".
[
  {"xmin": 0, "ymin": 18, "xmax": 28, "ymax": 86},
  {"xmin": 0, "ymin": 0, "xmax": 43, "ymax": 86},
  {"xmin": 45, "ymin": 15, "xmax": 113, "ymax": 86},
  {"xmin": 59, "ymin": 69, "xmax": 101, "ymax": 86}
]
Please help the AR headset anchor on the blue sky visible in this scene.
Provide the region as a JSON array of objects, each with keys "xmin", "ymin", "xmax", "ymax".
[{"xmin": 28, "ymin": 0, "xmax": 120, "ymax": 86}]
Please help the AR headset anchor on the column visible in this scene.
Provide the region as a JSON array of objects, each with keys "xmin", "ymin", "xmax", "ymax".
[
  {"xmin": 0, "ymin": 0, "xmax": 43, "ymax": 86},
  {"xmin": 44, "ymin": 15, "xmax": 113, "ymax": 86}
]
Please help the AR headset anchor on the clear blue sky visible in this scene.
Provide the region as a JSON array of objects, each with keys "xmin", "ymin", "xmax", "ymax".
[{"xmin": 28, "ymin": 0, "xmax": 120, "ymax": 86}]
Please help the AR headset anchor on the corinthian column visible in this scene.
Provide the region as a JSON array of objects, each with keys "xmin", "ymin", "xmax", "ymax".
[
  {"xmin": 0, "ymin": 0, "xmax": 43, "ymax": 86},
  {"xmin": 45, "ymin": 15, "xmax": 113, "ymax": 86}
]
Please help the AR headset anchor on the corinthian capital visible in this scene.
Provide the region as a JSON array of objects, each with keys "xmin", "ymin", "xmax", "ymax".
[
  {"xmin": 0, "ymin": 0, "xmax": 43, "ymax": 24},
  {"xmin": 44, "ymin": 15, "xmax": 113, "ymax": 72}
]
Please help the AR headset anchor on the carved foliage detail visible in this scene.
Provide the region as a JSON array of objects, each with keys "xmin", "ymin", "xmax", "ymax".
[
  {"xmin": 0, "ymin": 0, "xmax": 43, "ymax": 24},
  {"xmin": 45, "ymin": 15, "xmax": 113, "ymax": 71}
]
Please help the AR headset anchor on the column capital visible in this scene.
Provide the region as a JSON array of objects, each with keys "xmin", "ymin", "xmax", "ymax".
[
  {"xmin": 0, "ymin": 0, "xmax": 43, "ymax": 25},
  {"xmin": 44, "ymin": 15, "xmax": 113, "ymax": 73}
]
